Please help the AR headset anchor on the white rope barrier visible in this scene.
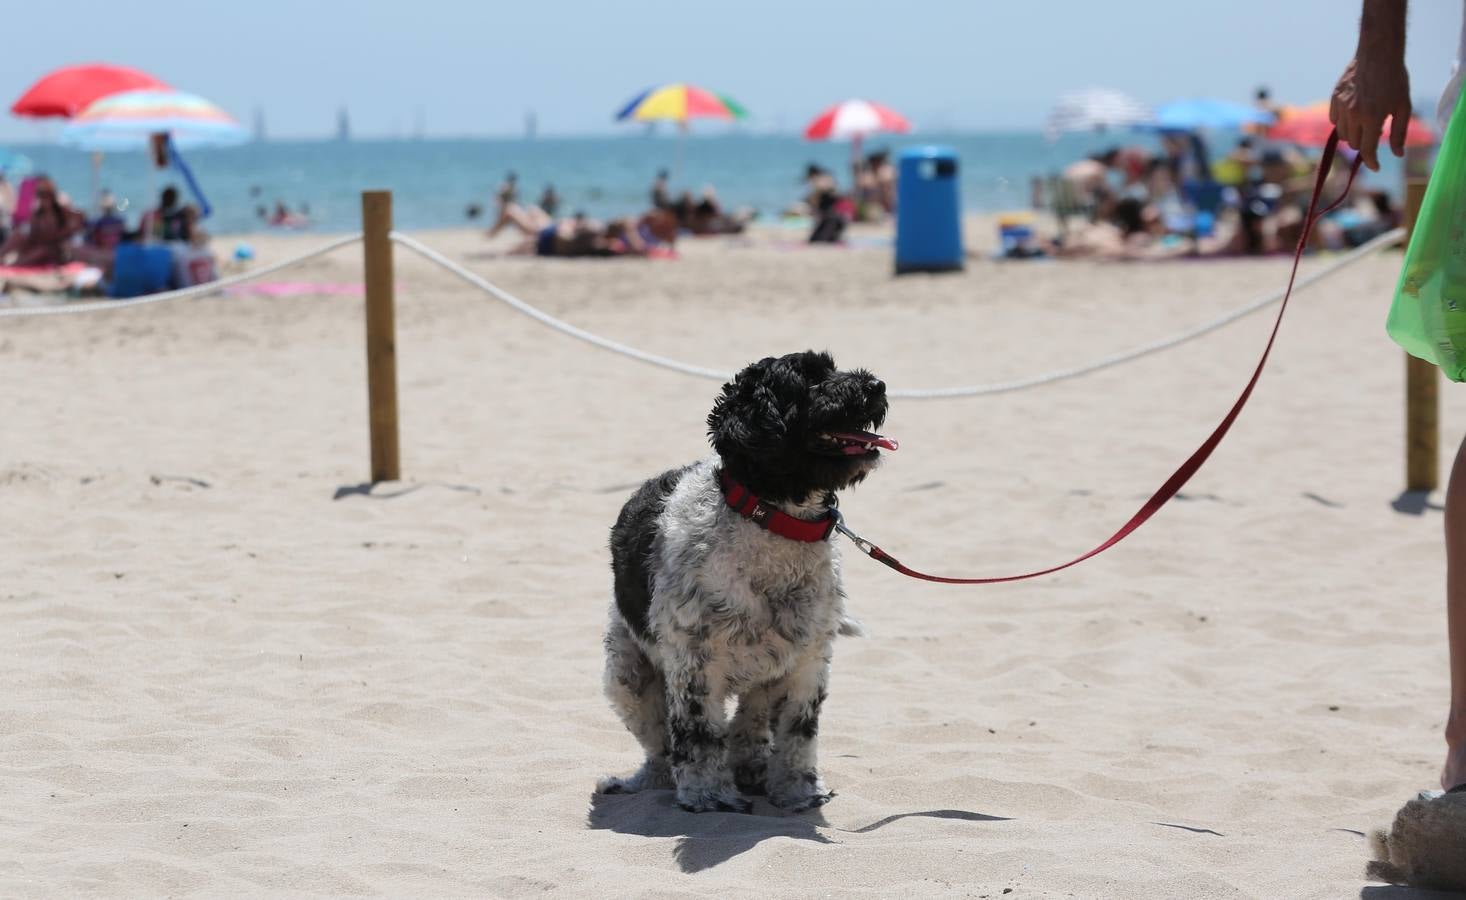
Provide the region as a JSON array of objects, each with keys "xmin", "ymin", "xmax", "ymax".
[
  {"xmin": 0, "ymin": 233, "xmax": 363, "ymax": 318},
  {"xmin": 2, "ymin": 226, "xmax": 1405, "ymax": 401},
  {"xmin": 391, "ymin": 227, "xmax": 1406, "ymax": 399},
  {"xmin": 389, "ymin": 231, "xmax": 733, "ymax": 380}
]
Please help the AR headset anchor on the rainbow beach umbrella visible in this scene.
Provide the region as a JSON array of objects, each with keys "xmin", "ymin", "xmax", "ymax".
[
  {"xmin": 615, "ymin": 83, "xmax": 747, "ymax": 179},
  {"xmin": 60, "ymin": 88, "xmax": 248, "ymax": 151},
  {"xmin": 615, "ymin": 83, "xmax": 748, "ymax": 124}
]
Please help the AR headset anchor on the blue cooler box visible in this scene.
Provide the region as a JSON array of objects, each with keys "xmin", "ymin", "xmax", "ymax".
[
  {"xmin": 895, "ymin": 146, "xmax": 964, "ymax": 275},
  {"xmin": 109, "ymin": 243, "xmax": 175, "ymax": 298}
]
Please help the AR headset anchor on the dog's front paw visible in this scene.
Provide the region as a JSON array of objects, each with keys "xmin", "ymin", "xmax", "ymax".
[
  {"xmin": 767, "ymin": 770, "xmax": 834, "ymax": 812},
  {"xmin": 675, "ymin": 782, "xmax": 753, "ymax": 814}
]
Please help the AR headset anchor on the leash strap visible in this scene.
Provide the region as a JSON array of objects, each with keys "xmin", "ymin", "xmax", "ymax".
[{"xmin": 841, "ymin": 132, "xmax": 1362, "ymax": 585}]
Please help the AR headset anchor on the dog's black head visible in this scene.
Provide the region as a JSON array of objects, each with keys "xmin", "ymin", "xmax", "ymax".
[{"xmin": 707, "ymin": 350, "xmax": 893, "ymax": 504}]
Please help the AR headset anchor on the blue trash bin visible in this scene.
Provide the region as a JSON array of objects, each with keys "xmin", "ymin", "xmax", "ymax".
[{"xmin": 895, "ymin": 146, "xmax": 964, "ymax": 275}]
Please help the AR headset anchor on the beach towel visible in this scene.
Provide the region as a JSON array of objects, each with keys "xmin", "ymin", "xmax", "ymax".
[
  {"xmin": 0, "ymin": 262, "xmax": 99, "ymax": 295},
  {"xmin": 1387, "ymin": 88, "xmax": 1466, "ymax": 379}
]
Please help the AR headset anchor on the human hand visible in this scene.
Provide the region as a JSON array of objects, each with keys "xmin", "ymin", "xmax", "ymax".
[{"xmin": 1330, "ymin": 54, "xmax": 1412, "ymax": 171}]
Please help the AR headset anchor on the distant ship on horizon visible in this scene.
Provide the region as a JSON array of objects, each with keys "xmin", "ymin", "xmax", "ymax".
[
  {"xmin": 336, "ymin": 106, "xmax": 351, "ymax": 142},
  {"xmin": 252, "ymin": 107, "xmax": 267, "ymax": 143},
  {"xmin": 525, "ymin": 110, "xmax": 537, "ymax": 141}
]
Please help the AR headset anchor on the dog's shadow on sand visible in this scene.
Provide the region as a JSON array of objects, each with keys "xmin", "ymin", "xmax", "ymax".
[
  {"xmin": 1361, "ymin": 887, "xmax": 1465, "ymax": 899},
  {"xmin": 588, "ymin": 791, "xmax": 1010, "ymax": 873}
]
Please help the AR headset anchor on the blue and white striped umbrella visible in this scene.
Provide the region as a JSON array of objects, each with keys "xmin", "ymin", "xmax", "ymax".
[
  {"xmin": 1046, "ymin": 88, "xmax": 1153, "ymax": 136},
  {"xmin": 1148, "ymin": 98, "xmax": 1273, "ymax": 131},
  {"xmin": 58, "ymin": 89, "xmax": 248, "ymax": 151}
]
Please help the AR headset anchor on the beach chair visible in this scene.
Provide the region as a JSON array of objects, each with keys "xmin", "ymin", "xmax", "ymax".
[{"xmin": 1043, "ymin": 173, "xmax": 1096, "ymax": 237}]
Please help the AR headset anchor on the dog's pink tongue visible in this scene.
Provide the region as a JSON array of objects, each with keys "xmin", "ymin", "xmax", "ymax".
[{"xmin": 833, "ymin": 430, "xmax": 899, "ymax": 453}]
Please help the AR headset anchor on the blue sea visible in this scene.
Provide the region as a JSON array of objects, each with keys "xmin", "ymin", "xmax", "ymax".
[{"xmin": 8, "ymin": 132, "xmax": 1406, "ymax": 236}]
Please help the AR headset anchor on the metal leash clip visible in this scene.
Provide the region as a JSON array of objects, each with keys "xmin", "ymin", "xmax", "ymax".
[{"xmin": 828, "ymin": 507, "xmax": 876, "ymax": 557}]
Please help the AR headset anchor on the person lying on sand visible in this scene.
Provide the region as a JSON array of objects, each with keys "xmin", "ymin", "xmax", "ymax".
[
  {"xmin": 511, "ymin": 209, "xmax": 677, "ymax": 258},
  {"xmin": 669, "ymin": 188, "xmax": 754, "ymax": 236}
]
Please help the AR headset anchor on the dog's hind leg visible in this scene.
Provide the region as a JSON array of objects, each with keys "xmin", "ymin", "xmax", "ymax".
[
  {"xmin": 728, "ymin": 684, "xmax": 774, "ymax": 795},
  {"xmin": 765, "ymin": 650, "xmax": 835, "ymax": 812},
  {"xmin": 597, "ymin": 616, "xmax": 673, "ymax": 795}
]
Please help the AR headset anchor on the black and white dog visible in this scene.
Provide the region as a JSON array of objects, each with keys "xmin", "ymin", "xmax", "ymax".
[{"xmin": 598, "ymin": 350, "xmax": 895, "ymax": 813}]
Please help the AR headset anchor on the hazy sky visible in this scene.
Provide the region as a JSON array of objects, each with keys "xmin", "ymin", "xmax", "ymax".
[{"xmin": 3, "ymin": 0, "xmax": 1461, "ymax": 141}]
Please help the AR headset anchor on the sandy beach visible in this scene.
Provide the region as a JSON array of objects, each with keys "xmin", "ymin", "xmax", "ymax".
[{"xmin": 0, "ymin": 219, "xmax": 1458, "ymax": 898}]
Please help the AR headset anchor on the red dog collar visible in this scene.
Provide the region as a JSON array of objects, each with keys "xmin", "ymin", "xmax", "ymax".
[{"xmin": 718, "ymin": 469, "xmax": 836, "ymax": 543}]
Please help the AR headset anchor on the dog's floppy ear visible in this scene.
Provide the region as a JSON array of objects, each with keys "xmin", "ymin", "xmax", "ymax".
[{"xmin": 707, "ymin": 357, "xmax": 788, "ymax": 456}]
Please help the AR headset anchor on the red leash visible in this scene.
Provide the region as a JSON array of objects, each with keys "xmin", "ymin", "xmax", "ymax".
[{"xmin": 839, "ymin": 131, "xmax": 1363, "ymax": 585}]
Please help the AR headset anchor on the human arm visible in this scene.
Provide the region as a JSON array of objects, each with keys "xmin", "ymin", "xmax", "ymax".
[{"xmin": 1330, "ymin": 0, "xmax": 1412, "ymax": 171}]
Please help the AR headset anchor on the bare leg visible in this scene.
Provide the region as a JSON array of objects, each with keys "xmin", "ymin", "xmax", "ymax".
[
  {"xmin": 489, "ymin": 204, "xmax": 550, "ymax": 239},
  {"xmin": 1444, "ymin": 436, "xmax": 1466, "ymax": 791}
]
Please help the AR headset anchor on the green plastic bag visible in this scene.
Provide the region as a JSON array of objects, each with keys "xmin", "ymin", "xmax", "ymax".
[{"xmin": 1388, "ymin": 89, "xmax": 1466, "ymax": 380}]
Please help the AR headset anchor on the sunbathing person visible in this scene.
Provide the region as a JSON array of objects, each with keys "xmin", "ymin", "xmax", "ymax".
[
  {"xmin": 494, "ymin": 202, "xmax": 554, "ymax": 240},
  {"xmin": 487, "ymin": 171, "xmax": 528, "ymax": 238},
  {"xmin": 512, "ymin": 209, "xmax": 677, "ymax": 258},
  {"xmin": 0, "ymin": 176, "xmax": 84, "ymax": 267},
  {"xmin": 674, "ymin": 187, "xmax": 753, "ymax": 235}
]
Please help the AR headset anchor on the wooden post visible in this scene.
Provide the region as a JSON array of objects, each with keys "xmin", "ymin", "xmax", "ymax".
[
  {"xmin": 362, "ymin": 191, "xmax": 401, "ymax": 483},
  {"xmin": 1403, "ymin": 171, "xmax": 1436, "ymax": 491}
]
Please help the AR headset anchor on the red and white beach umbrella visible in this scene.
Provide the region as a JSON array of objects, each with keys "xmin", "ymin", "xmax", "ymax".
[{"xmin": 804, "ymin": 99, "xmax": 912, "ymax": 141}]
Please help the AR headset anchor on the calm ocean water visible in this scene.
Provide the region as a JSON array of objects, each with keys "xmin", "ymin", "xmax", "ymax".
[{"xmin": 9, "ymin": 131, "xmax": 1405, "ymax": 236}]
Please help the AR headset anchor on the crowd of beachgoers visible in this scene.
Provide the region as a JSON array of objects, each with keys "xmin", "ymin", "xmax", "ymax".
[
  {"xmin": 1028, "ymin": 135, "xmax": 1401, "ymax": 261},
  {"xmin": 0, "ymin": 172, "xmax": 222, "ymax": 296},
  {"xmin": 464, "ymin": 149, "xmax": 898, "ymax": 260},
  {"xmin": 0, "ymin": 166, "xmax": 327, "ymax": 298},
  {"xmin": 1027, "ymin": 95, "xmax": 1404, "ymax": 261},
  {"xmin": 0, "ymin": 109, "xmax": 1410, "ymax": 297}
]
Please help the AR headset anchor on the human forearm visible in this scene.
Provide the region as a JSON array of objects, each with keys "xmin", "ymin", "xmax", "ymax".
[
  {"xmin": 1356, "ymin": 0, "xmax": 1407, "ymax": 68},
  {"xmin": 1331, "ymin": 0, "xmax": 1412, "ymax": 170}
]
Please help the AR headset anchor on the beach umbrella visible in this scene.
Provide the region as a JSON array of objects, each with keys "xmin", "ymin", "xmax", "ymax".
[
  {"xmin": 59, "ymin": 89, "xmax": 248, "ymax": 151},
  {"xmin": 804, "ymin": 99, "xmax": 912, "ymax": 195},
  {"xmin": 61, "ymin": 89, "xmax": 246, "ymax": 226},
  {"xmin": 1045, "ymin": 88, "xmax": 1153, "ymax": 136},
  {"xmin": 10, "ymin": 63, "xmax": 170, "ymax": 119},
  {"xmin": 1267, "ymin": 100, "xmax": 1436, "ymax": 148},
  {"xmin": 804, "ymin": 99, "xmax": 911, "ymax": 141},
  {"xmin": 615, "ymin": 83, "xmax": 748, "ymax": 178},
  {"xmin": 1149, "ymin": 98, "xmax": 1273, "ymax": 131},
  {"xmin": 615, "ymin": 83, "xmax": 748, "ymax": 124}
]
